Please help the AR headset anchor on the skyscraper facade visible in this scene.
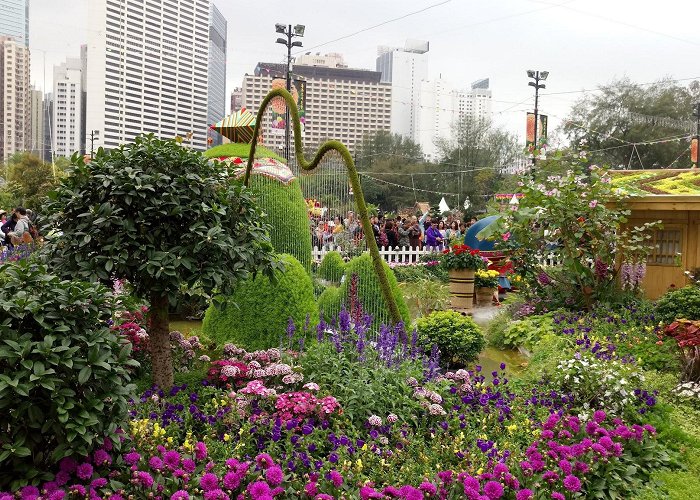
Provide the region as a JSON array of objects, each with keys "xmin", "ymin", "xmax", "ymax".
[
  {"xmin": 53, "ymin": 57, "xmax": 84, "ymax": 157},
  {"xmin": 0, "ymin": 0, "xmax": 29, "ymax": 46},
  {"xmin": 85, "ymin": 0, "xmax": 210, "ymax": 151},
  {"xmin": 30, "ymin": 86, "xmax": 43, "ymax": 156},
  {"xmin": 376, "ymin": 40, "xmax": 429, "ymax": 142},
  {"xmin": 241, "ymin": 55, "xmax": 391, "ymax": 156},
  {"xmin": 207, "ymin": 3, "xmax": 227, "ymax": 146},
  {"xmin": 42, "ymin": 92, "xmax": 52, "ymax": 161},
  {"xmin": 0, "ymin": 35, "xmax": 31, "ymax": 162}
]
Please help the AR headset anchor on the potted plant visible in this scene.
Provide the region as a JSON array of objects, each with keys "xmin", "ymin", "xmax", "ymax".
[
  {"xmin": 441, "ymin": 244, "xmax": 486, "ymax": 312},
  {"xmin": 475, "ymin": 269, "xmax": 500, "ymax": 305}
]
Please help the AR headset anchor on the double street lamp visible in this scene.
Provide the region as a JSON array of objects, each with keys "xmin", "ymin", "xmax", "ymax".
[
  {"xmin": 527, "ymin": 70, "xmax": 548, "ymax": 166},
  {"xmin": 275, "ymin": 23, "xmax": 305, "ymax": 161}
]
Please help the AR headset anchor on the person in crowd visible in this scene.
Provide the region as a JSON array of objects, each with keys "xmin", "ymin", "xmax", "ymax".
[
  {"xmin": 0, "ymin": 210, "xmax": 6, "ymax": 225},
  {"xmin": 397, "ymin": 219, "xmax": 411, "ymax": 249},
  {"xmin": 446, "ymin": 220, "xmax": 461, "ymax": 242},
  {"xmin": 437, "ymin": 220, "xmax": 447, "ymax": 242},
  {"xmin": 332, "ymin": 216, "xmax": 344, "ymax": 245},
  {"xmin": 371, "ymin": 216, "xmax": 381, "ymax": 240},
  {"xmin": 418, "ymin": 211, "xmax": 430, "ymax": 241},
  {"xmin": 408, "ymin": 216, "xmax": 422, "ymax": 249},
  {"xmin": 385, "ymin": 219, "xmax": 399, "ymax": 248},
  {"xmin": 1, "ymin": 209, "xmax": 18, "ymax": 247},
  {"xmin": 7, "ymin": 207, "xmax": 31, "ymax": 243},
  {"xmin": 345, "ymin": 211, "xmax": 359, "ymax": 236},
  {"xmin": 460, "ymin": 221, "xmax": 467, "ymax": 236},
  {"xmin": 424, "ymin": 220, "xmax": 443, "ymax": 250}
]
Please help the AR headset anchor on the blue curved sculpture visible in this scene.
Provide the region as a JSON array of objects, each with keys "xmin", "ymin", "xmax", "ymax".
[{"xmin": 464, "ymin": 215, "xmax": 500, "ymax": 251}]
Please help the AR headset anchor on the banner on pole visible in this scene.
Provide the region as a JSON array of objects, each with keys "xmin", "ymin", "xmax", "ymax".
[
  {"xmin": 526, "ymin": 113, "xmax": 535, "ymax": 147},
  {"xmin": 692, "ymin": 137, "xmax": 698, "ymax": 165},
  {"xmin": 269, "ymin": 78, "xmax": 307, "ymax": 136}
]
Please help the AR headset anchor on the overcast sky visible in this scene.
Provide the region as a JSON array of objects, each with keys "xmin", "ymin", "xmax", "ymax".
[{"xmin": 29, "ymin": 0, "xmax": 700, "ymax": 143}]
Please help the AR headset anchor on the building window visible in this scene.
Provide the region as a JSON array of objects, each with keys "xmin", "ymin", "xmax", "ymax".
[{"xmin": 648, "ymin": 229, "xmax": 682, "ymax": 266}]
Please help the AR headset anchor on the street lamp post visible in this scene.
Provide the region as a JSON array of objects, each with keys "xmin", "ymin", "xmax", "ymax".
[
  {"xmin": 527, "ymin": 70, "xmax": 548, "ymax": 166},
  {"xmin": 693, "ymin": 102, "xmax": 700, "ymax": 168},
  {"xmin": 276, "ymin": 23, "xmax": 305, "ymax": 162}
]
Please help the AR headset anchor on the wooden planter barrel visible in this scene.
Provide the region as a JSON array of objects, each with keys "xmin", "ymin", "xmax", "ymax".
[
  {"xmin": 476, "ymin": 286, "xmax": 497, "ymax": 306},
  {"xmin": 448, "ymin": 269, "xmax": 475, "ymax": 312}
]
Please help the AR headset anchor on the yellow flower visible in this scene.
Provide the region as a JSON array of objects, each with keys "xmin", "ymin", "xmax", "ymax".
[{"xmin": 223, "ymin": 434, "xmax": 230, "ymax": 442}]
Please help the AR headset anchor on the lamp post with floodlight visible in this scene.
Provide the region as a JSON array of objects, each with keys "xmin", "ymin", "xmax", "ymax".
[
  {"xmin": 527, "ymin": 70, "xmax": 548, "ymax": 166},
  {"xmin": 275, "ymin": 23, "xmax": 305, "ymax": 161}
]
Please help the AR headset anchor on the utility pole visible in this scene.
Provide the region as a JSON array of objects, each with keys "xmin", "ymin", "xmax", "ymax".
[
  {"xmin": 275, "ymin": 24, "xmax": 304, "ymax": 162},
  {"xmin": 89, "ymin": 130, "xmax": 98, "ymax": 159},
  {"xmin": 527, "ymin": 70, "xmax": 549, "ymax": 167},
  {"xmin": 693, "ymin": 103, "xmax": 700, "ymax": 168}
]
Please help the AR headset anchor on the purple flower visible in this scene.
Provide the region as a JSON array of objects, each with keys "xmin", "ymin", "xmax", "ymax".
[
  {"xmin": 76, "ymin": 463, "xmax": 93, "ymax": 481},
  {"xmin": 48, "ymin": 492, "xmax": 65, "ymax": 500},
  {"xmin": 248, "ymin": 481, "xmax": 271, "ymax": 499},
  {"xmin": 328, "ymin": 470, "xmax": 343, "ymax": 487},
  {"xmin": 163, "ymin": 450, "xmax": 181, "ymax": 469},
  {"xmin": 419, "ymin": 482, "xmax": 437, "ymax": 495},
  {"xmin": 90, "ymin": 478, "xmax": 108, "ymax": 489},
  {"xmin": 195, "ymin": 441, "xmax": 208, "ymax": 460},
  {"xmin": 223, "ymin": 471, "xmax": 242, "ymax": 490},
  {"xmin": 265, "ymin": 465, "xmax": 284, "ymax": 486},
  {"xmin": 551, "ymin": 493, "xmax": 565, "ymax": 500},
  {"xmin": 483, "ymin": 481, "xmax": 504, "ymax": 499},
  {"xmin": 593, "ymin": 410, "xmax": 606, "ymax": 423},
  {"xmin": 203, "ymin": 490, "xmax": 229, "ymax": 500},
  {"xmin": 563, "ymin": 475, "xmax": 582, "ymax": 492},
  {"xmin": 20, "ymin": 486, "xmax": 40, "ymax": 499},
  {"xmin": 93, "ymin": 449, "xmax": 112, "ymax": 466},
  {"xmin": 135, "ymin": 471, "xmax": 154, "ymax": 488},
  {"xmin": 149, "ymin": 456, "xmax": 164, "ymax": 471},
  {"xmin": 124, "ymin": 451, "xmax": 141, "ymax": 466},
  {"xmin": 171, "ymin": 491, "xmax": 190, "ymax": 500},
  {"xmin": 183, "ymin": 458, "xmax": 196, "ymax": 473},
  {"xmin": 516, "ymin": 490, "xmax": 534, "ymax": 500},
  {"xmin": 59, "ymin": 457, "xmax": 78, "ymax": 473},
  {"xmin": 199, "ymin": 473, "xmax": 219, "ymax": 491},
  {"xmin": 255, "ymin": 453, "xmax": 274, "ymax": 469}
]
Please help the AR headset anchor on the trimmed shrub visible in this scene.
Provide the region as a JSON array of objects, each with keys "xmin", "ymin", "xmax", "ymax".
[
  {"xmin": 415, "ymin": 310, "xmax": 485, "ymax": 366},
  {"xmin": 337, "ymin": 254, "xmax": 411, "ymax": 328},
  {"xmin": 318, "ymin": 251, "xmax": 345, "ymax": 283},
  {"xmin": 318, "ymin": 286, "xmax": 342, "ymax": 322},
  {"xmin": 655, "ymin": 286, "xmax": 700, "ymax": 324},
  {"xmin": 202, "ymin": 254, "xmax": 319, "ymax": 350},
  {"xmin": 0, "ymin": 262, "xmax": 136, "ymax": 488}
]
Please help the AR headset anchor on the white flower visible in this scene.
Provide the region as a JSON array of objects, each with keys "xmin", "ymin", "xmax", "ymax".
[{"xmin": 368, "ymin": 415, "xmax": 382, "ymax": 426}]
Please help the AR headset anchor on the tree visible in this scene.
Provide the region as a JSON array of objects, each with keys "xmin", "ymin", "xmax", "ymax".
[
  {"xmin": 436, "ymin": 116, "xmax": 521, "ymax": 212},
  {"xmin": 355, "ymin": 130, "xmax": 424, "ymax": 169},
  {"xmin": 2, "ymin": 152, "xmax": 58, "ymax": 210},
  {"xmin": 42, "ymin": 135, "xmax": 280, "ymax": 389},
  {"xmin": 563, "ymin": 78, "xmax": 700, "ymax": 169}
]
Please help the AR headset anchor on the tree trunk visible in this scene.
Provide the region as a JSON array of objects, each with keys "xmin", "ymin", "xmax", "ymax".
[{"xmin": 149, "ymin": 292, "xmax": 173, "ymax": 390}]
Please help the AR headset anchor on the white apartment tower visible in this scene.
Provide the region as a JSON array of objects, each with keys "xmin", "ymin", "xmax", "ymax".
[
  {"xmin": 0, "ymin": 35, "xmax": 31, "ymax": 162},
  {"xmin": 376, "ymin": 40, "xmax": 429, "ymax": 142},
  {"xmin": 241, "ymin": 55, "xmax": 392, "ymax": 155},
  {"xmin": 85, "ymin": 0, "xmax": 210, "ymax": 151},
  {"xmin": 207, "ymin": 4, "xmax": 227, "ymax": 146},
  {"xmin": 53, "ymin": 57, "xmax": 84, "ymax": 157}
]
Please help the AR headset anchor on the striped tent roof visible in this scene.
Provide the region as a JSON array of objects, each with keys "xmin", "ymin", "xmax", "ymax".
[{"xmin": 210, "ymin": 108, "xmax": 256, "ymax": 143}]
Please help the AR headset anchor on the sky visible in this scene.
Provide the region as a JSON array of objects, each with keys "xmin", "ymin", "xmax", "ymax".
[{"xmin": 28, "ymin": 0, "xmax": 700, "ymax": 144}]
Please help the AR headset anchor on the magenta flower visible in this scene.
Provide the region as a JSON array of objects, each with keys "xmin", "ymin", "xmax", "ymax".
[
  {"xmin": 359, "ymin": 486, "xmax": 383, "ymax": 499},
  {"xmin": 328, "ymin": 470, "xmax": 343, "ymax": 487},
  {"xmin": 223, "ymin": 471, "xmax": 242, "ymax": 490},
  {"xmin": 200, "ymin": 473, "xmax": 219, "ymax": 491},
  {"xmin": 93, "ymin": 449, "xmax": 112, "ymax": 466},
  {"xmin": 123, "ymin": 451, "xmax": 141, "ymax": 466},
  {"xmin": 516, "ymin": 490, "xmax": 534, "ymax": 500},
  {"xmin": 265, "ymin": 465, "xmax": 284, "ymax": 486},
  {"xmin": 47, "ymin": 492, "xmax": 65, "ymax": 500},
  {"xmin": 419, "ymin": 482, "xmax": 437, "ymax": 495},
  {"xmin": 135, "ymin": 471, "xmax": 154, "ymax": 488},
  {"xmin": 248, "ymin": 481, "xmax": 271, "ymax": 499},
  {"xmin": 90, "ymin": 478, "xmax": 108, "ymax": 489},
  {"xmin": 255, "ymin": 453, "xmax": 274, "ymax": 469},
  {"xmin": 163, "ymin": 450, "xmax": 181, "ymax": 469},
  {"xmin": 76, "ymin": 463, "xmax": 93, "ymax": 481},
  {"xmin": 195, "ymin": 441, "xmax": 208, "ymax": 460},
  {"xmin": 316, "ymin": 495, "xmax": 334, "ymax": 500},
  {"xmin": 593, "ymin": 410, "xmax": 606, "ymax": 423},
  {"xmin": 483, "ymin": 481, "xmax": 504, "ymax": 499},
  {"xmin": 59, "ymin": 457, "xmax": 78, "ymax": 473},
  {"xmin": 171, "ymin": 491, "xmax": 190, "ymax": 500},
  {"xmin": 563, "ymin": 475, "xmax": 582, "ymax": 492},
  {"xmin": 149, "ymin": 456, "xmax": 164, "ymax": 471},
  {"xmin": 551, "ymin": 493, "xmax": 565, "ymax": 500},
  {"xmin": 203, "ymin": 489, "xmax": 229, "ymax": 500},
  {"xmin": 68, "ymin": 485, "xmax": 86, "ymax": 496},
  {"xmin": 182, "ymin": 459, "xmax": 196, "ymax": 473},
  {"xmin": 304, "ymin": 482, "xmax": 318, "ymax": 496}
]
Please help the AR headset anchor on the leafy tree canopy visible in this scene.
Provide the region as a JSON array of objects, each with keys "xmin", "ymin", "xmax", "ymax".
[{"xmin": 563, "ymin": 77, "xmax": 700, "ymax": 169}]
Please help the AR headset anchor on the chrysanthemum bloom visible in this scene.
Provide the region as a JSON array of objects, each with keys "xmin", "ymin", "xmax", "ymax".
[
  {"xmin": 92, "ymin": 449, "xmax": 112, "ymax": 466},
  {"xmin": 516, "ymin": 489, "xmax": 534, "ymax": 500},
  {"xmin": 551, "ymin": 492, "xmax": 565, "ymax": 500},
  {"xmin": 563, "ymin": 475, "xmax": 582, "ymax": 492},
  {"xmin": 265, "ymin": 465, "xmax": 284, "ymax": 486},
  {"xmin": 255, "ymin": 453, "xmax": 274, "ymax": 469},
  {"xmin": 199, "ymin": 473, "xmax": 219, "ymax": 491},
  {"xmin": 135, "ymin": 471, "xmax": 154, "ymax": 488},
  {"xmin": 149, "ymin": 456, "xmax": 164, "ymax": 471},
  {"xmin": 195, "ymin": 441, "xmax": 208, "ymax": 460},
  {"xmin": 171, "ymin": 491, "xmax": 190, "ymax": 500},
  {"xmin": 483, "ymin": 481, "xmax": 504, "ymax": 499},
  {"xmin": 76, "ymin": 463, "xmax": 93, "ymax": 481},
  {"xmin": 327, "ymin": 470, "xmax": 343, "ymax": 487},
  {"xmin": 248, "ymin": 481, "xmax": 271, "ymax": 499},
  {"xmin": 123, "ymin": 451, "xmax": 141, "ymax": 466},
  {"xmin": 182, "ymin": 459, "xmax": 197, "ymax": 473},
  {"xmin": 419, "ymin": 482, "xmax": 437, "ymax": 495},
  {"xmin": 163, "ymin": 450, "xmax": 181, "ymax": 469}
]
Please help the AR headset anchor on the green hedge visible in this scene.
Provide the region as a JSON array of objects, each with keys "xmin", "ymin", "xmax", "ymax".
[
  {"xmin": 655, "ymin": 286, "xmax": 700, "ymax": 324},
  {"xmin": 205, "ymin": 143, "xmax": 285, "ymax": 162},
  {"xmin": 318, "ymin": 251, "xmax": 345, "ymax": 283},
  {"xmin": 415, "ymin": 310, "xmax": 485, "ymax": 366},
  {"xmin": 318, "ymin": 286, "xmax": 342, "ymax": 322},
  {"xmin": 202, "ymin": 254, "xmax": 319, "ymax": 350},
  {"xmin": 335, "ymin": 254, "xmax": 411, "ymax": 328}
]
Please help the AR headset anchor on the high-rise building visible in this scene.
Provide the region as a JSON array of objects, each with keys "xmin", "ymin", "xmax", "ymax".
[
  {"xmin": 0, "ymin": 35, "xmax": 31, "ymax": 162},
  {"xmin": 207, "ymin": 3, "xmax": 226, "ymax": 147},
  {"xmin": 42, "ymin": 92, "xmax": 53, "ymax": 162},
  {"xmin": 230, "ymin": 87, "xmax": 242, "ymax": 113},
  {"xmin": 30, "ymin": 86, "xmax": 43, "ymax": 155},
  {"xmin": 53, "ymin": 57, "xmax": 85, "ymax": 157},
  {"xmin": 414, "ymin": 78, "xmax": 493, "ymax": 161},
  {"xmin": 376, "ymin": 40, "xmax": 429, "ymax": 141},
  {"xmin": 0, "ymin": 0, "xmax": 29, "ymax": 47},
  {"xmin": 85, "ymin": 0, "xmax": 210, "ymax": 151},
  {"xmin": 241, "ymin": 54, "xmax": 391, "ymax": 156}
]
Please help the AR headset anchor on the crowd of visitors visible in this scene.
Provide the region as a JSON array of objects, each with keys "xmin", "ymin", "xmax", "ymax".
[
  {"xmin": 310, "ymin": 209, "xmax": 477, "ymax": 251},
  {"xmin": 0, "ymin": 207, "xmax": 37, "ymax": 248}
]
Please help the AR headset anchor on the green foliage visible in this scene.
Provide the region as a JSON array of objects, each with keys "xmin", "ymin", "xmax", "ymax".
[
  {"xmin": 480, "ymin": 160, "xmax": 659, "ymax": 310},
  {"xmin": 415, "ymin": 310, "xmax": 485, "ymax": 366},
  {"xmin": 42, "ymin": 135, "xmax": 279, "ymax": 388},
  {"xmin": 3, "ymin": 152, "xmax": 58, "ymax": 210},
  {"xmin": 300, "ymin": 341, "xmax": 424, "ymax": 428},
  {"xmin": 318, "ymin": 251, "xmax": 345, "ymax": 283},
  {"xmin": 502, "ymin": 313, "xmax": 555, "ymax": 350},
  {"xmin": 0, "ymin": 262, "xmax": 136, "ymax": 488},
  {"xmin": 204, "ymin": 143, "xmax": 285, "ymax": 162},
  {"xmin": 202, "ymin": 254, "xmax": 319, "ymax": 351},
  {"xmin": 317, "ymin": 286, "xmax": 342, "ymax": 322},
  {"xmin": 399, "ymin": 279, "xmax": 449, "ymax": 319},
  {"xmin": 655, "ymin": 286, "xmax": 700, "ymax": 324},
  {"xmin": 338, "ymin": 254, "xmax": 411, "ymax": 328}
]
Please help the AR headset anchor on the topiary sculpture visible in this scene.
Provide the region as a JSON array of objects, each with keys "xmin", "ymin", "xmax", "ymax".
[
  {"xmin": 415, "ymin": 310, "xmax": 485, "ymax": 366},
  {"xmin": 202, "ymin": 254, "xmax": 319, "ymax": 350},
  {"xmin": 318, "ymin": 251, "xmax": 345, "ymax": 283}
]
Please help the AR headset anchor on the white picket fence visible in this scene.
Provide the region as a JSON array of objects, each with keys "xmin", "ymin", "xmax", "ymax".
[{"xmin": 312, "ymin": 245, "xmax": 563, "ymax": 267}]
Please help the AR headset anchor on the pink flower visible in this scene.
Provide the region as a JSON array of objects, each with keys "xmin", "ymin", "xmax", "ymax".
[
  {"xmin": 248, "ymin": 481, "xmax": 271, "ymax": 499},
  {"xmin": 171, "ymin": 491, "xmax": 189, "ymax": 500},
  {"xmin": 223, "ymin": 471, "xmax": 242, "ymax": 490},
  {"xmin": 182, "ymin": 459, "xmax": 196, "ymax": 473},
  {"xmin": 502, "ymin": 232, "xmax": 511, "ymax": 242},
  {"xmin": 327, "ymin": 470, "xmax": 343, "ymax": 487},
  {"xmin": 589, "ymin": 200, "xmax": 598, "ymax": 208},
  {"xmin": 255, "ymin": 453, "xmax": 274, "ymax": 469},
  {"xmin": 163, "ymin": 450, "xmax": 181, "ymax": 469},
  {"xmin": 563, "ymin": 475, "xmax": 582, "ymax": 492},
  {"xmin": 265, "ymin": 465, "xmax": 283, "ymax": 486},
  {"xmin": 76, "ymin": 463, "xmax": 93, "ymax": 481},
  {"xmin": 516, "ymin": 490, "xmax": 534, "ymax": 500},
  {"xmin": 199, "ymin": 473, "xmax": 219, "ymax": 491},
  {"xmin": 195, "ymin": 442, "xmax": 208, "ymax": 460},
  {"xmin": 483, "ymin": 481, "xmax": 504, "ymax": 499}
]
